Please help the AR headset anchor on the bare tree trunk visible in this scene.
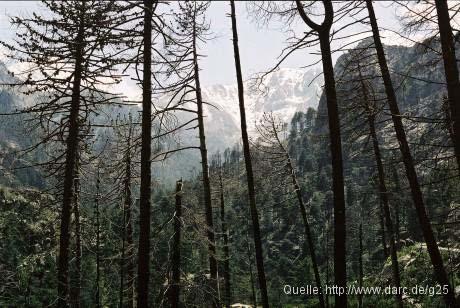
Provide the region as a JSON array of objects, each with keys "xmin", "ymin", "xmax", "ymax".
[
  {"xmin": 289, "ymin": 161, "xmax": 325, "ymax": 308},
  {"xmin": 137, "ymin": 1, "xmax": 154, "ymax": 306},
  {"xmin": 270, "ymin": 118, "xmax": 324, "ymax": 307},
  {"xmin": 295, "ymin": 3, "xmax": 347, "ymax": 306},
  {"xmin": 219, "ymin": 171, "xmax": 232, "ymax": 308},
  {"xmin": 318, "ymin": 31, "xmax": 347, "ymax": 308},
  {"xmin": 170, "ymin": 180, "xmax": 183, "ymax": 308},
  {"xmin": 120, "ymin": 124, "xmax": 134, "ymax": 308},
  {"xmin": 57, "ymin": 11, "xmax": 85, "ymax": 307},
  {"xmin": 126, "ymin": 199, "xmax": 134, "ymax": 308},
  {"xmin": 365, "ymin": 108, "xmax": 403, "ymax": 307},
  {"xmin": 191, "ymin": 13, "xmax": 219, "ymax": 306},
  {"xmin": 119, "ymin": 194, "xmax": 126, "ymax": 308},
  {"xmin": 95, "ymin": 169, "xmax": 101, "ymax": 308},
  {"xmin": 71, "ymin": 156, "xmax": 82, "ymax": 308},
  {"xmin": 435, "ymin": 0, "xmax": 460, "ymax": 172},
  {"xmin": 245, "ymin": 229, "xmax": 258, "ymax": 308},
  {"xmin": 358, "ymin": 222, "xmax": 363, "ymax": 308},
  {"xmin": 325, "ymin": 221, "xmax": 330, "ymax": 308},
  {"xmin": 391, "ymin": 167, "xmax": 401, "ymax": 248},
  {"xmin": 366, "ymin": 1, "xmax": 456, "ymax": 306},
  {"xmin": 230, "ymin": 1, "xmax": 269, "ymax": 306}
]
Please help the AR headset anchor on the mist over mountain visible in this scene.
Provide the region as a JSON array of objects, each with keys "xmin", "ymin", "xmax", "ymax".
[{"xmin": 0, "ymin": 37, "xmax": 454, "ymax": 184}]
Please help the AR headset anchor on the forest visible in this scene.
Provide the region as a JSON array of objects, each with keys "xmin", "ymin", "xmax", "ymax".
[{"xmin": 0, "ymin": 0, "xmax": 459, "ymax": 307}]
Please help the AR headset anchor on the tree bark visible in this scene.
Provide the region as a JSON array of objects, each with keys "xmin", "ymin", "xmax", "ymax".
[
  {"xmin": 245, "ymin": 229, "xmax": 258, "ymax": 308},
  {"xmin": 192, "ymin": 12, "xmax": 219, "ymax": 305},
  {"xmin": 71, "ymin": 155, "xmax": 82, "ymax": 308},
  {"xmin": 358, "ymin": 222, "xmax": 363, "ymax": 308},
  {"xmin": 119, "ymin": 193, "xmax": 126, "ymax": 308},
  {"xmin": 170, "ymin": 180, "xmax": 183, "ymax": 308},
  {"xmin": 295, "ymin": 3, "xmax": 347, "ymax": 306},
  {"xmin": 366, "ymin": 1, "xmax": 456, "ymax": 306},
  {"xmin": 120, "ymin": 123, "xmax": 134, "ymax": 308},
  {"xmin": 95, "ymin": 169, "xmax": 101, "ymax": 308},
  {"xmin": 230, "ymin": 1, "xmax": 270, "ymax": 307},
  {"xmin": 137, "ymin": 0, "xmax": 154, "ymax": 306},
  {"xmin": 391, "ymin": 167, "xmax": 401, "ymax": 248},
  {"xmin": 57, "ymin": 9, "xmax": 85, "ymax": 307},
  {"xmin": 318, "ymin": 31, "xmax": 347, "ymax": 308},
  {"xmin": 434, "ymin": 0, "xmax": 460, "ymax": 172},
  {"xmin": 219, "ymin": 171, "xmax": 232, "ymax": 308}
]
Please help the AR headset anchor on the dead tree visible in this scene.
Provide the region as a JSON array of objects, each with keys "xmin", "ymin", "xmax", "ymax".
[
  {"xmin": 169, "ymin": 179, "xmax": 183, "ymax": 308},
  {"xmin": 434, "ymin": 0, "xmax": 460, "ymax": 172},
  {"xmin": 71, "ymin": 152, "xmax": 82, "ymax": 308},
  {"xmin": 94, "ymin": 166, "xmax": 102, "ymax": 308},
  {"xmin": 0, "ymin": 2, "xmax": 126, "ymax": 305},
  {"xmin": 110, "ymin": 114, "xmax": 138, "ymax": 308},
  {"xmin": 137, "ymin": 1, "xmax": 155, "ymax": 305},
  {"xmin": 398, "ymin": 0, "xmax": 460, "ymax": 171},
  {"xmin": 219, "ymin": 166, "xmax": 232, "ymax": 308},
  {"xmin": 254, "ymin": 112, "xmax": 325, "ymax": 308},
  {"xmin": 355, "ymin": 64, "xmax": 403, "ymax": 308},
  {"xmin": 294, "ymin": 2, "xmax": 347, "ymax": 305},
  {"xmin": 190, "ymin": 2, "xmax": 218, "ymax": 302},
  {"xmin": 366, "ymin": 1, "xmax": 456, "ymax": 306},
  {"xmin": 210, "ymin": 153, "xmax": 232, "ymax": 308},
  {"xmin": 229, "ymin": 1, "xmax": 269, "ymax": 306}
]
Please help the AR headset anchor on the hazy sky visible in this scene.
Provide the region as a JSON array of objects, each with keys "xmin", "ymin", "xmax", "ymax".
[{"xmin": 0, "ymin": 1, "xmax": 406, "ymax": 97}]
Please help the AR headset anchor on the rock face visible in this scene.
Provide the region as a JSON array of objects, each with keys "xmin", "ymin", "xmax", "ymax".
[{"xmin": 315, "ymin": 38, "xmax": 449, "ymax": 133}]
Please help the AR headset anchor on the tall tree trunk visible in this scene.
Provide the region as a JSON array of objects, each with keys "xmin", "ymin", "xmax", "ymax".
[
  {"xmin": 57, "ymin": 10, "xmax": 85, "ymax": 307},
  {"xmin": 230, "ymin": 1, "xmax": 269, "ymax": 307},
  {"xmin": 119, "ymin": 193, "xmax": 126, "ymax": 308},
  {"xmin": 325, "ymin": 222, "xmax": 330, "ymax": 308},
  {"xmin": 192, "ymin": 13, "xmax": 219, "ymax": 306},
  {"xmin": 318, "ymin": 30, "xmax": 347, "ymax": 308},
  {"xmin": 126, "ymin": 199, "xmax": 134, "ymax": 308},
  {"xmin": 245, "ymin": 229, "xmax": 258, "ymax": 308},
  {"xmin": 170, "ymin": 180, "xmax": 183, "ymax": 308},
  {"xmin": 71, "ymin": 155, "xmax": 82, "ymax": 308},
  {"xmin": 366, "ymin": 1, "xmax": 456, "ymax": 306},
  {"xmin": 291, "ymin": 161, "xmax": 325, "ymax": 308},
  {"xmin": 391, "ymin": 166, "xmax": 401, "ymax": 248},
  {"xmin": 120, "ymin": 124, "xmax": 134, "ymax": 308},
  {"xmin": 137, "ymin": 0, "xmax": 154, "ymax": 306},
  {"xmin": 219, "ymin": 171, "xmax": 232, "ymax": 308},
  {"xmin": 295, "ymin": 3, "xmax": 347, "ymax": 306},
  {"xmin": 95, "ymin": 169, "xmax": 101, "ymax": 308},
  {"xmin": 271, "ymin": 119, "xmax": 324, "ymax": 307},
  {"xmin": 358, "ymin": 222, "xmax": 363, "ymax": 308},
  {"xmin": 372, "ymin": 131, "xmax": 403, "ymax": 308},
  {"xmin": 365, "ymin": 107, "xmax": 403, "ymax": 307},
  {"xmin": 435, "ymin": 0, "xmax": 460, "ymax": 171},
  {"xmin": 359, "ymin": 67, "xmax": 403, "ymax": 305}
]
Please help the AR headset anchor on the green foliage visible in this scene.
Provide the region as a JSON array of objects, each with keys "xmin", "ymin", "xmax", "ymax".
[{"xmin": 0, "ymin": 187, "xmax": 57, "ymax": 307}]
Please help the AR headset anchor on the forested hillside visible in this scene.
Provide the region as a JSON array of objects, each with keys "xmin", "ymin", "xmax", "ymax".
[{"xmin": 0, "ymin": 1, "xmax": 459, "ymax": 308}]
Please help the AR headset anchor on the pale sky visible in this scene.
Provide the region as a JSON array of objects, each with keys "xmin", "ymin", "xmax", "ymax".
[{"xmin": 0, "ymin": 1, "xmax": 407, "ymax": 98}]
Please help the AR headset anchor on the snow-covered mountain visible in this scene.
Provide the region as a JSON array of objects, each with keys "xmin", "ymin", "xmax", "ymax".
[
  {"xmin": 189, "ymin": 67, "xmax": 323, "ymax": 152},
  {"xmin": 0, "ymin": 62, "xmax": 323, "ymax": 183}
]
